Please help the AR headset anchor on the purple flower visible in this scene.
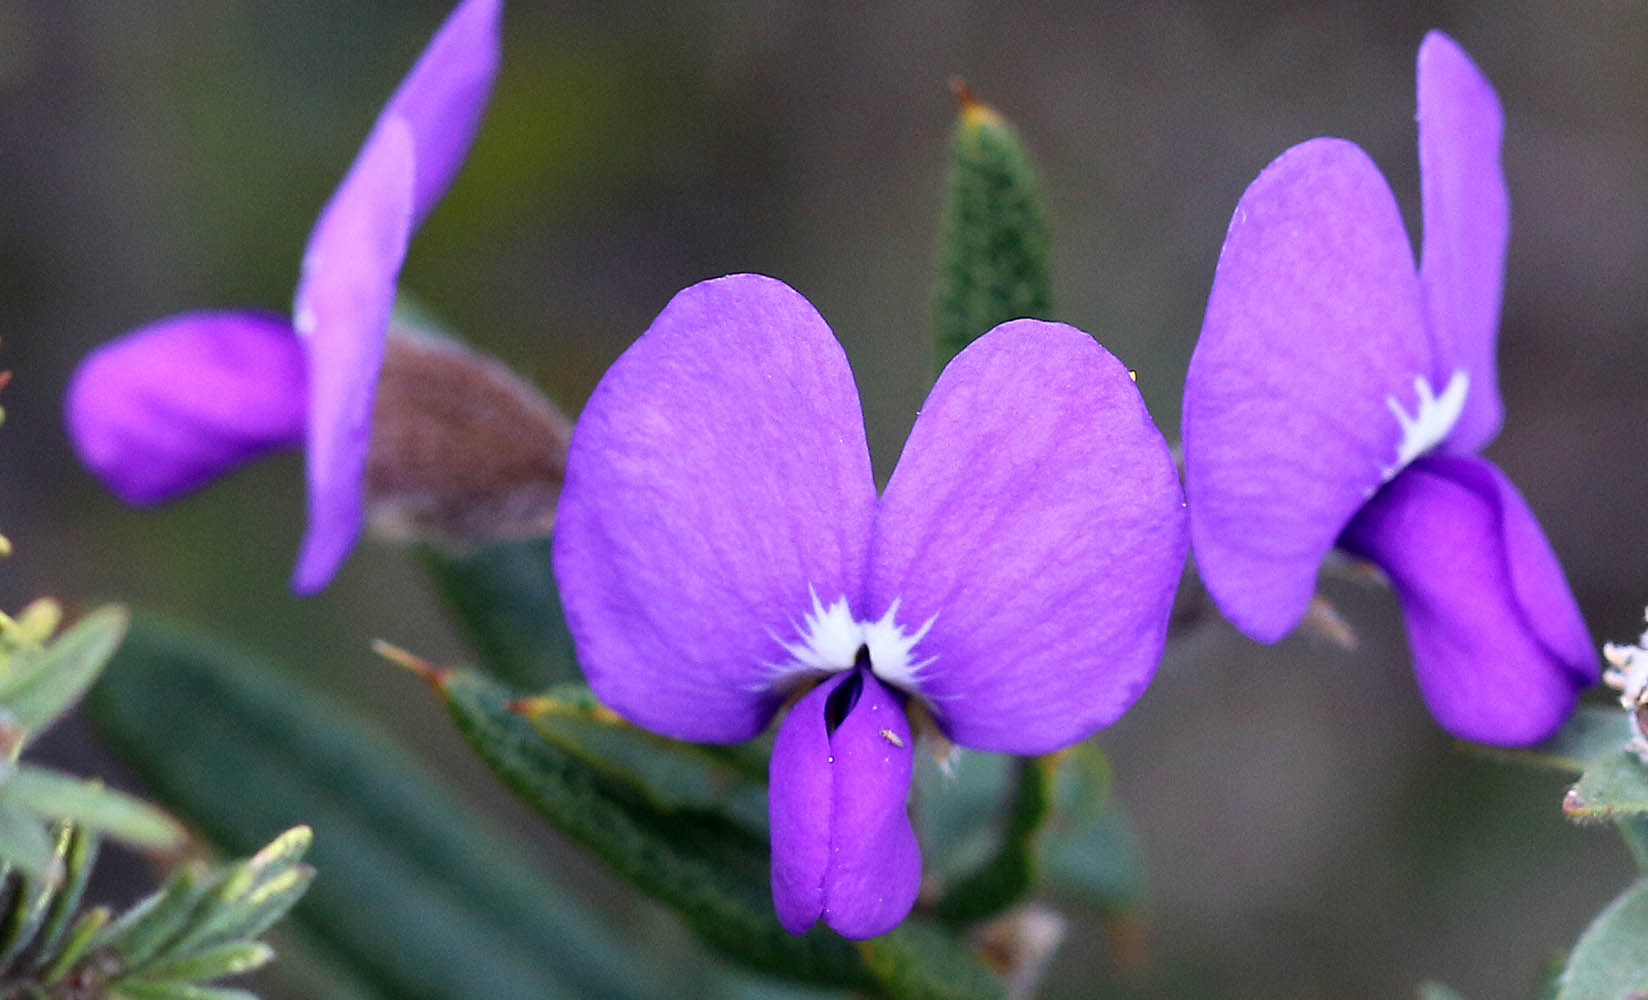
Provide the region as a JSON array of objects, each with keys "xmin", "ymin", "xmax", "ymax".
[
  {"xmin": 1182, "ymin": 31, "xmax": 1596, "ymax": 745},
  {"xmin": 65, "ymin": 0, "xmax": 501, "ymax": 593},
  {"xmin": 552, "ymin": 274, "xmax": 1187, "ymax": 938}
]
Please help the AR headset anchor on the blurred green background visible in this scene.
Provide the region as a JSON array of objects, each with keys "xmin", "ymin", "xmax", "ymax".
[{"xmin": 1, "ymin": 1, "xmax": 1644, "ymax": 997}]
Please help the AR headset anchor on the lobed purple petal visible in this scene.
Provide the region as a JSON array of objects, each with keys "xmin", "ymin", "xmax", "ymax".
[
  {"xmin": 1183, "ymin": 138, "xmax": 1435, "ymax": 642},
  {"xmin": 866, "ymin": 320, "xmax": 1186, "ymax": 754},
  {"xmin": 65, "ymin": 311, "xmax": 306, "ymax": 505},
  {"xmin": 1417, "ymin": 31, "xmax": 1509, "ymax": 454},
  {"xmin": 552, "ymin": 275, "xmax": 877, "ymax": 743},
  {"xmin": 1339, "ymin": 454, "xmax": 1595, "ymax": 745},
  {"xmin": 291, "ymin": 117, "xmax": 416, "ymax": 593},
  {"xmin": 375, "ymin": 0, "xmax": 502, "ymax": 226},
  {"xmin": 769, "ymin": 671, "xmax": 919, "ymax": 939}
]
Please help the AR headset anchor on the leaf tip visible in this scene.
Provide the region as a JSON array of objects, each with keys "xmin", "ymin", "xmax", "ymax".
[{"xmin": 372, "ymin": 639, "xmax": 451, "ymax": 688}]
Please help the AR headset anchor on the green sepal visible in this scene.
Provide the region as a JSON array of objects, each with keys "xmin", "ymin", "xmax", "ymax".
[
  {"xmin": 1554, "ymin": 879, "xmax": 1648, "ymax": 998},
  {"xmin": 1479, "ymin": 706, "xmax": 1635, "ymax": 774},
  {"xmin": 417, "ymin": 538, "xmax": 582, "ymax": 688},
  {"xmin": 1562, "ymin": 749, "xmax": 1648, "ymax": 820},
  {"xmin": 88, "ymin": 614, "xmax": 659, "ymax": 1000},
  {"xmin": 436, "ymin": 668, "xmax": 1005, "ymax": 999},
  {"xmin": 0, "ymin": 766, "xmax": 184, "ymax": 850},
  {"xmin": 932, "ymin": 85, "xmax": 1052, "ymax": 370},
  {"xmin": 0, "ymin": 605, "xmax": 128, "ymax": 747}
]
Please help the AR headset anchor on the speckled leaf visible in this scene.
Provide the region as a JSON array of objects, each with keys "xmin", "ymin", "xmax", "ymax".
[
  {"xmin": 1563, "ymin": 750, "xmax": 1648, "ymax": 820},
  {"xmin": 1555, "ymin": 880, "xmax": 1648, "ymax": 999},
  {"xmin": 932, "ymin": 88, "xmax": 1052, "ymax": 369}
]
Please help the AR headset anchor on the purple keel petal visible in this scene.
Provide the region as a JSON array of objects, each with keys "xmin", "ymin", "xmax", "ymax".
[
  {"xmin": 769, "ymin": 671, "xmax": 919, "ymax": 938},
  {"xmin": 1183, "ymin": 138, "xmax": 1435, "ymax": 642},
  {"xmin": 377, "ymin": 0, "xmax": 502, "ymax": 226},
  {"xmin": 1339, "ymin": 455, "xmax": 1595, "ymax": 745},
  {"xmin": 65, "ymin": 311, "xmax": 305, "ymax": 505},
  {"xmin": 866, "ymin": 320, "xmax": 1186, "ymax": 754},
  {"xmin": 553, "ymin": 275, "xmax": 877, "ymax": 742},
  {"xmin": 1418, "ymin": 31, "xmax": 1508, "ymax": 454},
  {"xmin": 291, "ymin": 117, "xmax": 416, "ymax": 593}
]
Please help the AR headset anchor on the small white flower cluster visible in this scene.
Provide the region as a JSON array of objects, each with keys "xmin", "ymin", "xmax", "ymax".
[{"xmin": 1602, "ymin": 607, "xmax": 1648, "ymax": 765}]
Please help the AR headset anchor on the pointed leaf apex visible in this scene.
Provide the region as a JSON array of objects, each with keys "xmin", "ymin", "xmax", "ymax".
[
  {"xmin": 372, "ymin": 639, "xmax": 451, "ymax": 688},
  {"xmin": 949, "ymin": 77, "xmax": 1001, "ymax": 128}
]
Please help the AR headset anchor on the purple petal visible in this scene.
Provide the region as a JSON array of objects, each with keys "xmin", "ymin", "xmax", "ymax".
[
  {"xmin": 1339, "ymin": 454, "xmax": 1596, "ymax": 745},
  {"xmin": 65, "ymin": 311, "xmax": 305, "ymax": 505},
  {"xmin": 291, "ymin": 117, "xmax": 416, "ymax": 593},
  {"xmin": 376, "ymin": 0, "xmax": 502, "ymax": 226},
  {"xmin": 769, "ymin": 671, "xmax": 919, "ymax": 938},
  {"xmin": 1417, "ymin": 31, "xmax": 1509, "ymax": 453},
  {"xmin": 865, "ymin": 320, "xmax": 1186, "ymax": 754},
  {"xmin": 552, "ymin": 275, "xmax": 877, "ymax": 743},
  {"xmin": 1183, "ymin": 138, "xmax": 1435, "ymax": 642}
]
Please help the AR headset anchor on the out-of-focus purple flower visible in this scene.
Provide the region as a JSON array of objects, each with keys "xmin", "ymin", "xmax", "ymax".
[
  {"xmin": 553, "ymin": 274, "xmax": 1187, "ymax": 938},
  {"xmin": 65, "ymin": 0, "xmax": 501, "ymax": 593},
  {"xmin": 1182, "ymin": 31, "xmax": 1596, "ymax": 745}
]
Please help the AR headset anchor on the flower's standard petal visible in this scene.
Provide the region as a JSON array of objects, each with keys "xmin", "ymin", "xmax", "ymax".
[
  {"xmin": 866, "ymin": 320, "xmax": 1186, "ymax": 754},
  {"xmin": 1183, "ymin": 138, "xmax": 1436, "ymax": 642},
  {"xmin": 376, "ymin": 0, "xmax": 502, "ymax": 225},
  {"xmin": 769, "ymin": 671, "xmax": 919, "ymax": 938},
  {"xmin": 291, "ymin": 117, "xmax": 416, "ymax": 593},
  {"xmin": 1417, "ymin": 31, "xmax": 1508, "ymax": 453},
  {"xmin": 1339, "ymin": 455, "xmax": 1595, "ymax": 745},
  {"xmin": 65, "ymin": 311, "xmax": 306, "ymax": 505},
  {"xmin": 553, "ymin": 275, "xmax": 878, "ymax": 743}
]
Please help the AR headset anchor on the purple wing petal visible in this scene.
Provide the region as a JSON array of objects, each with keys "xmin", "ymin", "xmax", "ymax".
[
  {"xmin": 1340, "ymin": 454, "xmax": 1595, "ymax": 745},
  {"xmin": 65, "ymin": 311, "xmax": 305, "ymax": 505},
  {"xmin": 291, "ymin": 117, "xmax": 416, "ymax": 593},
  {"xmin": 1183, "ymin": 138, "xmax": 1435, "ymax": 642},
  {"xmin": 865, "ymin": 320, "xmax": 1186, "ymax": 754},
  {"xmin": 552, "ymin": 275, "xmax": 877, "ymax": 743},
  {"xmin": 1417, "ymin": 31, "xmax": 1508, "ymax": 453},
  {"xmin": 769, "ymin": 672, "xmax": 919, "ymax": 938},
  {"xmin": 376, "ymin": 0, "xmax": 501, "ymax": 225}
]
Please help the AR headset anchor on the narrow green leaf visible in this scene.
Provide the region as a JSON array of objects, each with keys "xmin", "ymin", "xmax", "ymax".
[
  {"xmin": 1479, "ymin": 707, "xmax": 1635, "ymax": 774},
  {"xmin": 39, "ymin": 904, "xmax": 110, "ymax": 985},
  {"xmin": 89, "ymin": 614, "xmax": 664, "ymax": 1000},
  {"xmin": 111, "ymin": 983, "xmax": 258, "ymax": 1000},
  {"xmin": 0, "ymin": 802, "xmax": 55, "ymax": 883},
  {"xmin": 417, "ymin": 538, "xmax": 581, "ymax": 688},
  {"xmin": 0, "ymin": 766, "xmax": 184, "ymax": 849},
  {"xmin": 1563, "ymin": 750, "xmax": 1648, "ymax": 820},
  {"xmin": 31, "ymin": 822, "xmax": 97, "ymax": 970},
  {"xmin": 101, "ymin": 863, "xmax": 209, "ymax": 969},
  {"xmin": 0, "ymin": 605, "xmax": 127, "ymax": 743},
  {"xmin": 438, "ymin": 668, "xmax": 1005, "ymax": 1000},
  {"xmin": 0, "ymin": 820, "xmax": 67, "ymax": 971},
  {"xmin": 137, "ymin": 940, "xmax": 274, "ymax": 984},
  {"xmin": 1555, "ymin": 879, "xmax": 1648, "ymax": 999},
  {"xmin": 932, "ymin": 83, "xmax": 1052, "ymax": 369}
]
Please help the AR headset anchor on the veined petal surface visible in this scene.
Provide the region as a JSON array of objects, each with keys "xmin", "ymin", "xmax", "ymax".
[
  {"xmin": 377, "ymin": 0, "xmax": 502, "ymax": 225},
  {"xmin": 1184, "ymin": 138, "xmax": 1435, "ymax": 642},
  {"xmin": 553, "ymin": 275, "xmax": 878, "ymax": 743},
  {"xmin": 1339, "ymin": 455, "xmax": 1595, "ymax": 745},
  {"xmin": 866, "ymin": 320, "xmax": 1186, "ymax": 754},
  {"xmin": 1417, "ymin": 30, "xmax": 1508, "ymax": 454},
  {"xmin": 291, "ymin": 117, "xmax": 416, "ymax": 593},
  {"xmin": 769, "ymin": 671, "xmax": 918, "ymax": 938},
  {"xmin": 64, "ymin": 311, "xmax": 305, "ymax": 505}
]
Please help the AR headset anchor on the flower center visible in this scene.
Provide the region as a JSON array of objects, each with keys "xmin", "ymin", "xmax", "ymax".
[
  {"xmin": 769, "ymin": 588, "xmax": 937, "ymax": 692},
  {"xmin": 1383, "ymin": 370, "xmax": 1469, "ymax": 480}
]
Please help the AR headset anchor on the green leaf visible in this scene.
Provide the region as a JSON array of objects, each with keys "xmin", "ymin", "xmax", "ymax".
[
  {"xmin": 1037, "ymin": 745, "xmax": 1147, "ymax": 916},
  {"xmin": 436, "ymin": 667, "xmax": 1004, "ymax": 1000},
  {"xmin": 1481, "ymin": 706, "xmax": 1635, "ymax": 774},
  {"xmin": 0, "ymin": 605, "xmax": 127, "ymax": 743},
  {"xmin": 932, "ymin": 84, "xmax": 1052, "ymax": 370},
  {"xmin": 0, "ymin": 801, "xmax": 54, "ymax": 883},
  {"xmin": 1616, "ymin": 816, "xmax": 1648, "ymax": 873},
  {"xmin": 1563, "ymin": 750, "xmax": 1648, "ymax": 820},
  {"xmin": 1555, "ymin": 879, "xmax": 1648, "ymax": 999},
  {"xmin": 102, "ymin": 863, "xmax": 211, "ymax": 970},
  {"xmin": 31, "ymin": 822, "xmax": 97, "ymax": 968},
  {"xmin": 0, "ymin": 766, "xmax": 184, "ymax": 849},
  {"xmin": 417, "ymin": 538, "xmax": 582, "ymax": 688},
  {"xmin": 111, "ymin": 984, "xmax": 258, "ymax": 1000},
  {"xmin": 136, "ymin": 939, "xmax": 275, "ymax": 984},
  {"xmin": 39, "ymin": 904, "xmax": 111, "ymax": 985},
  {"xmin": 934, "ymin": 756, "xmax": 1053, "ymax": 924},
  {"xmin": 88, "ymin": 614, "xmax": 664, "ymax": 1000},
  {"xmin": 0, "ymin": 820, "xmax": 69, "ymax": 971}
]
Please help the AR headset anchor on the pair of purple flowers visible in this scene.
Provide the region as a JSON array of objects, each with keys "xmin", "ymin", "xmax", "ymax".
[{"xmin": 66, "ymin": 7, "xmax": 1595, "ymax": 942}]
